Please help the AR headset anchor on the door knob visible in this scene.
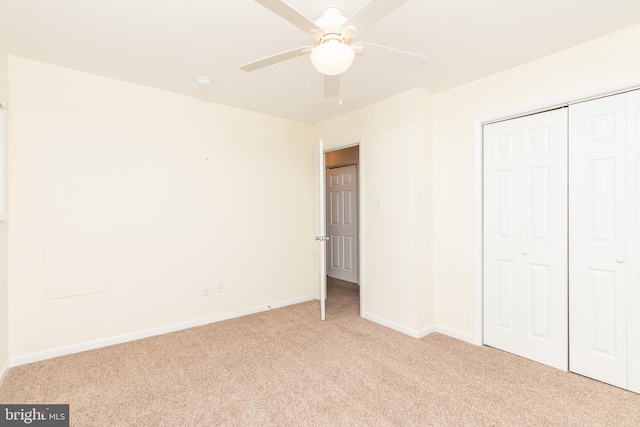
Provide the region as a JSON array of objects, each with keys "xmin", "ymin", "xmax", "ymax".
[
  {"xmin": 616, "ymin": 257, "xmax": 625, "ymax": 263},
  {"xmin": 521, "ymin": 250, "xmax": 528, "ymax": 255}
]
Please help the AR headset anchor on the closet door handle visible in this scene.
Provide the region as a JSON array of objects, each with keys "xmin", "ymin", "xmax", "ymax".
[
  {"xmin": 521, "ymin": 250, "xmax": 528, "ymax": 255},
  {"xmin": 616, "ymin": 257, "xmax": 625, "ymax": 263}
]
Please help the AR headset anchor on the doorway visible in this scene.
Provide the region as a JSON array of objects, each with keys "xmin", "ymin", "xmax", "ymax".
[{"xmin": 324, "ymin": 145, "xmax": 360, "ymax": 316}]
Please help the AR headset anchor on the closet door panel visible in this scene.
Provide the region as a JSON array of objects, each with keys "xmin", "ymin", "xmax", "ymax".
[
  {"xmin": 484, "ymin": 118, "xmax": 522, "ymax": 355},
  {"xmin": 627, "ymin": 89, "xmax": 640, "ymax": 393},
  {"xmin": 569, "ymin": 94, "xmax": 627, "ymax": 389},
  {"xmin": 521, "ymin": 109, "xmax": 568, "ymax": 370}
]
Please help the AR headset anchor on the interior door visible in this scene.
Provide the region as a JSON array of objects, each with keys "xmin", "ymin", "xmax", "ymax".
[
  {"xmin": 326, "ymin": 164, "xmax": 358, "ymax": 283},
  {"xmin": 569, "ymin": 93, "xmax": 628, "ymax": 389},
  {"xmin": 483, "ymin": 117, "xmax": 523, "ymax": 356},
  {"xmin": 520, "ymin": 109, "xmax": 568, "ymax": 371},
  {"xmin": 627, "ymin": 89, "xmax": 640, "ymax": 393},
  {"xmin": 317, "ymin": 139, "xmax": 327, "ymax": 320}
]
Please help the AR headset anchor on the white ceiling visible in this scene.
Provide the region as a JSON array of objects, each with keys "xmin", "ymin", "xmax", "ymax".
[{"xmin": 1, "ymin": 0, "xmax": 640, "ymax": 124}]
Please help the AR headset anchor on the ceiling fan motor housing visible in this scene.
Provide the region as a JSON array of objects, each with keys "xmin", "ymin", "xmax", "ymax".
[{"xmin": 314, "ymin": 7, "xmax": 348, "ymax": 34}]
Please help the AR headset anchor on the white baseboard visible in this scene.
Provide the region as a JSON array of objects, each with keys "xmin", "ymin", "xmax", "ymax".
[
  {"xmin": 362, "ymin": 312, "xmax": 475, "ymax": 344},
  {"xmin": 416, "ymin": 324, "xmax": 436, "ymax": 338},
  {"xmin": 11, "ymin": 295, "xmax": 316, "ymax": 367},
  {"xmin": 0, "ymin": 358, "xmax": 9, "ymax": 385},
  {"xmin": 435, "ymin": 325, "xmax": 475, "ymax": 344},
  {"xmin": 363, "ymin": 312, "xmax": 436, "ymax": 338}
]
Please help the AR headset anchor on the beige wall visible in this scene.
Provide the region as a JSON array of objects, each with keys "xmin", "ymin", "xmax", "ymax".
[
  {"xmin": 317, "ymin": 88, "xmax": 435, "ymax": 334},
  {"xmin": 0, "ymin": 41, "xmax": 8, "ymax": 374},
  {"xmin": 7, "ymin": 56, "xmax": 317, "ymax": 358},
  {"xmin": 5, "ymin": 21, "xmax": 640, "ymax": 362},
  {"xmin": 433, "ymin": 23, "xmax": 640, "ymax": 337}
]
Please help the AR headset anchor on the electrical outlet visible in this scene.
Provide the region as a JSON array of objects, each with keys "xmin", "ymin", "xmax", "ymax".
[
  {"xmin": 216, "ymin": 282, "xmax": 224, "ymax": 294},
  {"xmin": 201, "ymin": 284, "xmax": 209, "ymax": 296}
]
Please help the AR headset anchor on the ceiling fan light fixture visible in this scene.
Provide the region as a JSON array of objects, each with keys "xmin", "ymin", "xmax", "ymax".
[{"xmin": 310, "ymin": 38, "xmax": 355, "ymax": 76}]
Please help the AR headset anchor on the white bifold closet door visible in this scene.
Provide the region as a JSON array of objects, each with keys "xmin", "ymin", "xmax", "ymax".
[
  {"xmin": 570, "ymin": 89, "xmax": 640, "ymax": 391},
  {"xmin": 569, "ymin": 94, "xmax": 627, "ymax": 388},
  {"xmin": 484, "ymin": 108, "xmax": 568, "ymax": 371},
  {"xmin": 628, "ymin": 89, "xmax": 640, "ymax": 393}
]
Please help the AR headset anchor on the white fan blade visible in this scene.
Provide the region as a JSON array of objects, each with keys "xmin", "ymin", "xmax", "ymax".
[
  {"xmin": 324, "ymin": 75, "xmax": 340, "ymax": 98},
  {"xmin": 255, "ymin": 0, "xmax": 324, "ymax": 36},
  {"xmin": 341, "ymin": 0, "xmax": 410, "ymax": 38},
  {"xmin": 240, "ymin": 47, "xmax": 313, "ymax": 72},
  {"xmin": 352, "ymin": 42, "xmax": 428, "ymax": 70}
]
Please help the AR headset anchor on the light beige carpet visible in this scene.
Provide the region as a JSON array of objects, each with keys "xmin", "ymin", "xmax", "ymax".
[{"xmin": 2, "ymin": 278, "xmax": 640, "ymax": 426}]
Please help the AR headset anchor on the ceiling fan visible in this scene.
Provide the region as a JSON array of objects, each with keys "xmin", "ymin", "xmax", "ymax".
[{"xmin": 240, "ymin": 0, "xmax": 428, "ymax": 97}]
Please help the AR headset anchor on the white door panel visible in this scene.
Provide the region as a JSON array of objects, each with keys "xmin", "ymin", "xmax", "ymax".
[
  {"xmin": 330, "ymin": 235, "xmax": 340, "ymax": 269},
  {"xmin": 521, "ymin": 109, "xmax": 568, "ymax": 370},
  {"xmin": 343, "ymin": 235, "xmax": 354, "ymax": 271},
  {"xmin": 526, "ymin": 264, "xmax": 550, "ymax": 338},
  {"xmin": 484, "ymin": 108, "xmax": 568, "ymax": 370},
  {"xmin": 627, "ymin": 89, "xmax": 640, "ymax": 393},
  {"xmin": 484, "ymin": 117, "xmax": 522, "ymax": 355},
  {"xmin": 588, "ymin": 268, "xmax": 619, "ymax": 356},
  {"xmin": 569, "ymin": 94, "xmax": 627, "ymax": 388},
  {"xmin": 326, "ymin": 164, "xmax": 358, "ymax": 283}
]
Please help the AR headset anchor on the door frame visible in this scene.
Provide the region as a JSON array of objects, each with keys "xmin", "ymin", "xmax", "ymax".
[
  {"xmin": 472, "ymin": 77, "xmax": 640, "ymax": 346},
  {"xmin": 322, "ymin": 139, "xmax": 364, "ymax": 318}
]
